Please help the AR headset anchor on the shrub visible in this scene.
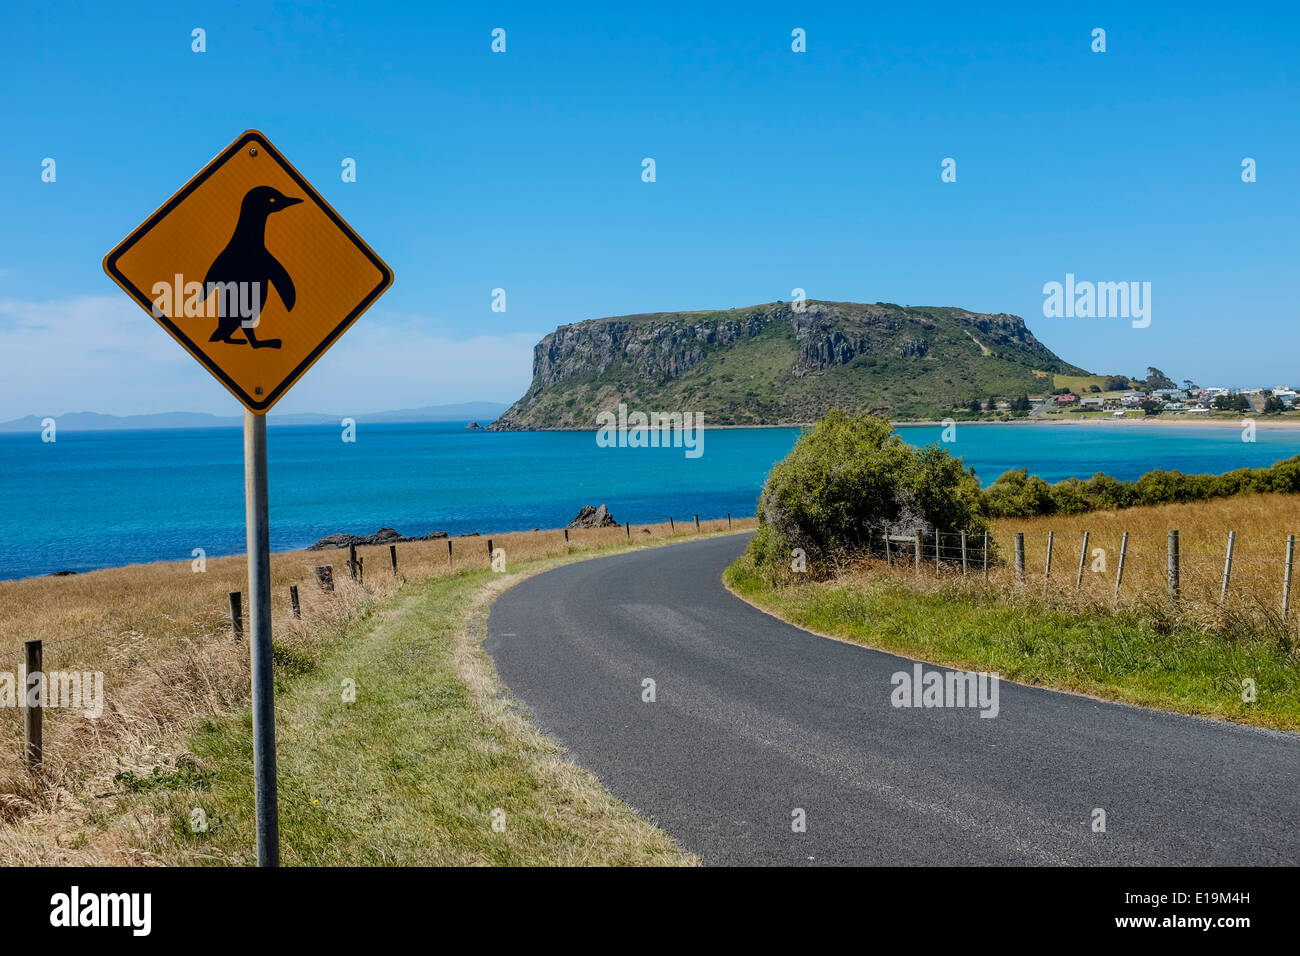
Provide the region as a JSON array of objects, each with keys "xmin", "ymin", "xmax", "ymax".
[
  {"xmin": 982, "ymin": 455, "xmax": 1300, "ymax": 517},
  {"xmin": 754, "ymin": 414, "xmax": 1300, "ymax": 556},
  {"xmin": 1080, "ymin": 472, "xmax": 1135, "ymax": 510},
  {"xmin": 1049, "ymin": 477, "xmax": 1091, "ymax": 515},
  {"xmin": 751, "ymin": 411, "xmax": 987, "ymax": 576},
  {"xmin": 983, "ymin": 468, "xmax": 1054, "ymax": 518}
]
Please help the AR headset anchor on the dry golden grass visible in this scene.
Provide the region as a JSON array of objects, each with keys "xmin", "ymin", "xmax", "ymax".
[
  {"xmin": 989, "ymin": 494, "xmax": 1300, "ymax": 622},
  {"xmin": 0, "ymin": 516, "xmax": 752, "ymax": 862},
  {"xmin": 798, "ymin": 494, "xmax": 1300, "ymax": 638}
]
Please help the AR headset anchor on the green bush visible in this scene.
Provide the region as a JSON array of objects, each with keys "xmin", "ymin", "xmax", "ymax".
[
  {"xmin": 982, "ymin": 456, "xmax": 1300, "ymax": 517},
  {"xmin": 982, "ymin": 468, "xmax": 1054, "ymax": 517},
  {"xmin": 754, "ymin": 414, "xmax": 1300, "ymax": 555},
  {"xmin": 751, "ymin": 410, "xmax": 987, "ymax": 576}
]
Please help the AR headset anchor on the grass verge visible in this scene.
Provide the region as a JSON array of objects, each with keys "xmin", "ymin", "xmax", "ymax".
[
  {"xmin": 724, "ymin": 553, "xmax": 1300, "ymax": 732},
  {"xmin": 113, "ymin": 554, "xmax": 702, "ymax": 865},
  {"xmin": 0, "ymin": 520, "xmax": 749, "ymax": 863}
]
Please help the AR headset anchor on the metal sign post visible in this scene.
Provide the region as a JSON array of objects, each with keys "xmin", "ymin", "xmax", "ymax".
[
  {"xmin": 102, "ymin": 130, "xmax": 393, "ymax": 867},
  {"xmin": 244, "ymin": 410, "xmax": 278, "ymax": 865}
]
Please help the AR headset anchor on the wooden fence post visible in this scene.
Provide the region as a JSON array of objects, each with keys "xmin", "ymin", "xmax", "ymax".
[
  {"xmin": 289, "ymin": 585, "xmax": 301, "ymax": 620},
  {"xmin": 1114, "ymin": 532, "xmax": 1128, "ymax": 605},
  {"xmin": 694, "ymin": 514, "xmax": 700, "ymax": 532},
  {"xmin": 390, "ymin": 545, "xmax": 398, "ymax": 574},
  {"xmin": 1167, "ymin": 530, "xmax": 1180, "ymax": 604},
  {"xmin": 1043, "ymin": 531, "xmax": 1054, "ymax": 593},
  {"xmin": 1220, "ymin": 530, "xmax": 1235, "ymax": 603},
  {"xmin": 626, "ymin": 522, "xmax": 631, "ymax": 538},
  {"xmin": 983, "ymin": 531, "xmax": 989, "ymax": 583},
  {"xmin": 447, "ymin": 540, "xmax": 453, "ymax": 566},
  {"xmin": 24, "ymin": 639, "xmax": 41, "ymax": 767},
  {"xmin": 229, "ymin": 591, "xmax": 244, "ymax": 639},
  {"xmin": 564, "ymin": 528, "xmax": 569, "ymax": 543},
  {"xmin": 358, "ymin": 556, "xmax": 364, "ymax": 584},
  {"xmin": 1014, "ymin": 533, "xmax": 1025, "ymax": 585},
  {"xmin": 960, "ymin": 530, "xmax": 968, "ymax": 578},
  {"xmin": 348, "ymin": 543, "xmax": 358, "ymax": 581},
  {"xmin": 669, "ymin": 517, "xmax": 675, "ymax": 532},
  {"xmin": 1075, "ymin": 531, "xmax": 1090, "ymax": 590},
  {"xmin": 934, "ymin": 530, "xmax": 940, "ymax": 574},
  {"xmin": 1284, "ymin": 534, "xmax": 1295, "ymax": 620},
  {"xmin": 727, "ymin": 513, "xmax": 732, "ymax": 529},
  {"xmin": 315, "ymin": 565, "xmax": 334, "ymax": 592}
]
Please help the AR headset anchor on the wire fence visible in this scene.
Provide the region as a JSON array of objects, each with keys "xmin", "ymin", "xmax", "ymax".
[
  {"xmin": 0, "ymin": 514, "xmax": 748, "ymax": 779},
  {"xmin": 860, "ymin": 527, "xmax": 1300, "ymax": 631}
]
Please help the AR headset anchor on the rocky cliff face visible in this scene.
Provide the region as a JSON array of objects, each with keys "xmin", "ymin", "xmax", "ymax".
[
  {"xmin": 532, "ymin": 310, "xmax": 771, "ymax": 387},
  {"xmin": 490, "ymin": 300, "xmax": 1084, "ymax": 429}
]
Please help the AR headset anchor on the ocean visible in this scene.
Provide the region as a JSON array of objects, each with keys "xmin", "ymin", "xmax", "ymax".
[{"xmin": 2, "ymin": 421, "xmax": 1298, "ymax": 580}]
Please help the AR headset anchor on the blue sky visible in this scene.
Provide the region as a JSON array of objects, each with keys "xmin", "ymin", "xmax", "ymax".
[{"xmin": 1, "ymin": 1, "xmax": 1297, "ymax": 417}]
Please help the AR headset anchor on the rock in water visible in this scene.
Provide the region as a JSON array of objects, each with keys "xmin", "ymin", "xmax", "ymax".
[
  {"xmin": 308, "ymin": 528, "xmax": 448, "ymax": 550},
  {"xmin": 308, "ymin": 533, "xmax": 361, "ymax": 550},
  {"xmin": 566, "ymin": 504, "xmax": 618, "ymax": 529},
  {"xmin": 360, "ymin": 528, "xmax": 405, "ymax": 545}
]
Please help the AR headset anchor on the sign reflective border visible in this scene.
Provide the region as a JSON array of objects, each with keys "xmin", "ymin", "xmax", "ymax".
[{"xmin": 103, "ymin": 130, "xmax": 394, "ymax": 413}]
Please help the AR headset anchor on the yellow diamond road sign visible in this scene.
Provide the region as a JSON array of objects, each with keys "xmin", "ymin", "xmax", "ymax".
[{"xmin": 104, "ymin": 130, "xmax": 394, "ymax": 413}]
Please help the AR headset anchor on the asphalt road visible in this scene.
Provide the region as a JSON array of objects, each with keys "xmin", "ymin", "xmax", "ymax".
[{"xmin": 487, "ymin": 534, "xmax": 1300, "ymax": 865}]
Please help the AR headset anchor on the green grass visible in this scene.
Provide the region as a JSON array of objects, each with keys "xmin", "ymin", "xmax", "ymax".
[
  {"xmin": 132, "ymin": 557, "xmax": 698, "ymax": 866},
  {"xmin": 1042, "ymin": 408, "xmax": 1142, "ymax": 419},
  {"xmin": 1053, "ymin": 373, "xmax": 1116, "ymax": 393},
  {"xmin": 724, "ymin": 554, "xmax": 1300, "ymax": 731}
]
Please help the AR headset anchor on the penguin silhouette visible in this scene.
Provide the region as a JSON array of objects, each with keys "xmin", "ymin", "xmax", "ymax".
[{"xmin": 204, "ymin": 185, "xmax": 302, "ymax": 348}]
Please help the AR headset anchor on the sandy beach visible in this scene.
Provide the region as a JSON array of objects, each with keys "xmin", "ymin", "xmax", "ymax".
[
  {"xmin": 505, "ymin": 416, "xmax": 1300, "ymax": 431},
  {"xmin": 889, "ymin": 416, "xmax": 1300, "ymax": 430}
]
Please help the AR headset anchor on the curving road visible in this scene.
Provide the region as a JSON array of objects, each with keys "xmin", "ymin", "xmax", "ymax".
[{"xmin": 487, "ymin": 534, "xmax": 1300, "ymax": 866}]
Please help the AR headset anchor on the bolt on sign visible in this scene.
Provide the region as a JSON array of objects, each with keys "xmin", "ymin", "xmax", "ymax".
[{"xmin": 103, "ymin": 129, "xmax": 393, "ymax": 412}]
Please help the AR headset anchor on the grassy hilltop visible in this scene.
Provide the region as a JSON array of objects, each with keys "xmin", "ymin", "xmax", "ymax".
[{"xmin": 490, "ymin": 300, "xmax": 1087, "ymax": 428}]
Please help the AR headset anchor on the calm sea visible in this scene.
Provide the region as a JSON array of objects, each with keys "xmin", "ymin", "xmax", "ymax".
[{"xmin": 2, "ymin": 421, "xmax": 1298, "ymax": 580}]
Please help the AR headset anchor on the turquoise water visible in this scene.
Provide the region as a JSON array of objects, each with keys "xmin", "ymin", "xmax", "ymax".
[{"xmin": 2, "ymin": 421, "xmax": 1298, "ymax": 580}]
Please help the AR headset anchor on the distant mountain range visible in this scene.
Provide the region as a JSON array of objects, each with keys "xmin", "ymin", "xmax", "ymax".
[
  {"xmin": 490, "ymin": 300, "xmax": 1087, "ymax": 428},
  {"xmin": 0, "ymin": 402, "xmax": 508, "ymax": 433}
]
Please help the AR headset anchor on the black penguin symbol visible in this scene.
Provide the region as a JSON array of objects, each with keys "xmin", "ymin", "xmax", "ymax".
[{"xmin": 204, "ymin": 185, "xmax": 302, "ymax": 348}]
